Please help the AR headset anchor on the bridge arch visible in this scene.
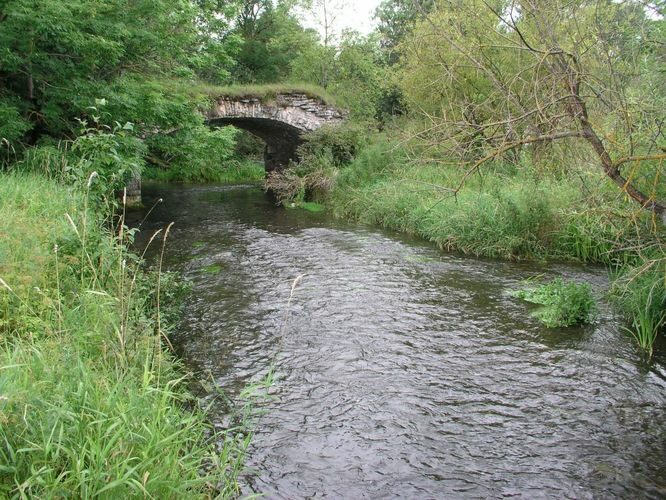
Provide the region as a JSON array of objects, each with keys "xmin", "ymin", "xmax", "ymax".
[
  {"xmin": 204, "ymin": 93, "xmax": 346, "ymax": 172},
  {"xmin": 125, "ymin": 92, "xmax": 345, "ymax": 205}
]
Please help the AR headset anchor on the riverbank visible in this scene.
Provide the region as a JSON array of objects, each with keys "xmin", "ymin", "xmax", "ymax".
[
  {"xmin": 0, "ymin": 174, "xmax": 247, "ymax": 497},
  {"xmin": 318, "ymin": 135, "xmax": 665, "ymax": 353},
  {"xmin": 144, "ymin": 158, "xmax": 265, "ymax": 184}
]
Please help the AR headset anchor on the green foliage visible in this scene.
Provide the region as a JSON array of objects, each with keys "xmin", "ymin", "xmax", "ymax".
[
  {"xmin": 288, "ymin": 32, "xmax": 388, "ymax": 120},
  {"xmin": 0, "ymin": 101, "xmax": 31, "ymax": 163},
  {"xmin": 234, "ymin": 129, "xmax": 265, "ymax": 160},
  {"xmin": 613, "ymin": 258, "xmax": 666, "ymax": 357},
  {"xmin": 231, "ymin": 2, "xmax": 321, "ymax": 84},
  {"xmin": 0, "ymin": 173, "xmax": 254, "ymax": 497},
  {"xmin": 326, "ymin": 34, "xmax": 386, "ymax": 120},
  {"xmin": 375, "ymin": 0, "xmax": 433, "ymax": 64},
  {"xmin": 265, "ymin": 123, "xmax": 369, "ymax": 204},
  {"xmin": 514, "ymin": 278, "xmax": 597, "ymax": 328},
  {"xmin": 17, "ymin": 116, "xmax": 146, "ymax": 207},
  {"xmin": 144, "ymin": 120, "xmax": 265, "ymax": 184},
  {"xmin": 288, "ymin": 43, "xmax": 337, "ymax": 89},
  {"xmin": 332, "ymin": 137, "xmax": 568, "ymax": 259},
  {"xmin": 0, "ymin": 0, "xmax": 238, "ymax": 144},
  {"xmin": 392, "ymin": 0, "xmax": 666, "ymax": 215},
  {"xmin": 146, "ymin": 124, "xmax": 239, "ymax": 183},
  {"xmin": 298, "ymin": 123, "xmax": 369, "ymax": 170},
  {"xmin": 145, "ymin": 158, "xmax": 265, "ymax": 185}
]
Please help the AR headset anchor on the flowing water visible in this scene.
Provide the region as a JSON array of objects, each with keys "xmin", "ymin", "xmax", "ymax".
[{"xmin": 132, "ymin": 183, "xmax": 666, "ymax": 499}]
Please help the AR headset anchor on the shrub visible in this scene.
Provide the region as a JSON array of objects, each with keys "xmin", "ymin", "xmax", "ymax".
[
  {"xmin": 18, "ymin": 120, "xmax": 146, "ymax": 207},
  {"xmin": 146, "ymin": 124, "xmax": 240, "ymax": 183},
  {"xmin": 265, "ymin": 123, "xmax": 371, "ymax": 204},
  {"xmin": 296, "ymin": 122, "xmax": 369, "ymax": 172}
]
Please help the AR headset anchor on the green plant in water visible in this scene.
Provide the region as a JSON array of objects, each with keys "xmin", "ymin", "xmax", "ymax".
[
  {"xmin": 290, "ymin": 201, "xmax": 325, "ymax": 212},
  {"xmin": 514, "ymin": 278, "xmax": 597, "ymax": 328},
  {"xmin": 202, "ymin": 264, "xmax": 223, "ymax": 274},
  {"xmin": 626, "ymin": 304, "xmax": 665, "ymax": 359},
  {"xmin": 615, "ymin": 261, "xmax": 666, "ymax": 357}
]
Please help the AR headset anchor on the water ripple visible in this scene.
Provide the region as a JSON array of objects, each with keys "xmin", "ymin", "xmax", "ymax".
[{"xmin": 133, "ymin": 184, "xmax": 666, "ymax": 499}]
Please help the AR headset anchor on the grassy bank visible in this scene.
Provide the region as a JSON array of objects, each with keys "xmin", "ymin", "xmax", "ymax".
[
  {"xmin": 144, "ymin": 158, "xmax": 265, "ymax": 184},
  {"xmin": 185, "ymin": 81, "xmax": 338, "ymax": 106},
  {"xmin": 0, "ymin": 174, "xmax": 249, "ymax": 497},
  {"xmin": 331, "ymin": 139, "xmax": 665, "ymax": 352},
  {"xmin": 298, "ymin": 133, "xmax": 664, "ymax": 353}
]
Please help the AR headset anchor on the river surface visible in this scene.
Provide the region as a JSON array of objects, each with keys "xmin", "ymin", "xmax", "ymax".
[{"xmin": 132, "ymin": 183, "xmax": 666, "ymax": 499}]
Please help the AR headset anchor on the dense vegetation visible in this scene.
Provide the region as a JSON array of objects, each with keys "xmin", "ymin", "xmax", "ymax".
[
  {"xmin": 1, "ymin": 0, "xmax": 664, "ymax": 495},
  {"xmin": 0, "ymin": 166, "xmax": 257, "ymax": 496}
]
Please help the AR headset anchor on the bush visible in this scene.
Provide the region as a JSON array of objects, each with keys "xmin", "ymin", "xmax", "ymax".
[
  {"xmin": 18, "ymin": 120, "xmax": 146, "ymax": 207},
  {"xmin": 0, "ymin": 101, "xmax": 31, "ymax": 166},
  {"xmin": 265, "ymin": 123, "xmax": 371, "ymax": 204},
  {"xmin": 146, "ymin": 124, "xmax": 240, "ymax": 183},
  {"xmin": 513, "ymin": 278, "xmax": 597, "ymax": 328},
  {"xmin": 296, "ymin": 122, "xmax": 369, "ymax": 172}
]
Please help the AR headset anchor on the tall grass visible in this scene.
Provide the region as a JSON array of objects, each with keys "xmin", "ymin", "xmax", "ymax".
[
  {"xmin": 614, "ymin": 257, "xmax": 666, "ymax": 357},
  {"xmin": 0, "ymin": 173, "xmax": 254, "ymax": 497}
]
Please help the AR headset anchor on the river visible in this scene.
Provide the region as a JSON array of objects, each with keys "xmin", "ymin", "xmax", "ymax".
[{"xmin": 132, "ymin": 183, "xmax": 666, "ymax": 499}]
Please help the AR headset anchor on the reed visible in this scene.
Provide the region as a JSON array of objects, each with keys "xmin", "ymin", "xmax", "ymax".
[{"xmin": 614, "ymin": 257, "xmax": 666, "ymax": 357}]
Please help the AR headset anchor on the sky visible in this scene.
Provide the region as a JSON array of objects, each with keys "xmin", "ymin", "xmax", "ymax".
[{"xmin": 297, "ymin": 0, "xmax": 383, "ymax": 39}]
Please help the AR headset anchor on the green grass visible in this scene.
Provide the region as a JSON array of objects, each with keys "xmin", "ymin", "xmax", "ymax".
[
  {"xmin": 328, "ymin": 139, "xmax": 652, "ymax": 263},
  {"xmin": 144, "ymin": 158, "xmax": 265, "ymax": 184},
  {"xmin": 0, "ymin": 173, "xmax": 254, "ymax": 497},
  {"xmin": 513, "ymin": 278, "xmax": 597, "ymax": 328},
  {"xmin": 613, "ymin": 258, "xmax": 666, "ymax": 357},
  {"xmin": 176, "ymin": 81, "xmax": 339, "ymax": 107}
]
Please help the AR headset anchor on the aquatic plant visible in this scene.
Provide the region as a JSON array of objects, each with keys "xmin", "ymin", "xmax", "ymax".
[
  {"xmin": 614, "ymin": 257, "xmax": 666, "ymax": 357},
  {"xmin": 513, "ymin": 278, "xmax": 597, "ymax": 328}
]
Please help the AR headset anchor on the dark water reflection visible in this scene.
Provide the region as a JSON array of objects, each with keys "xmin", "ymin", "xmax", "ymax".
[{"xmin": 132, "ymin": 183, "xmax": 666, "ymax": 499}]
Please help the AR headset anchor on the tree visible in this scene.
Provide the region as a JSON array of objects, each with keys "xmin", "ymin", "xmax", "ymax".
[
  {"xmin": 230, "ymin": 0, "xmax": 320, "ymax": 83},
  {"xmin": 327, "ymin": 32, "xmax": 385, "ymax": 120},
  {"xmin": 0, "ymin": 0, "xmax": 238, "ymax": 149},
  {"xmin": 374, "ymin": 0, "xmax": 433, "ymax": 64},
  {"xmin": 396, "ymin": 0, "xmax": 665, "ymax": 221}
]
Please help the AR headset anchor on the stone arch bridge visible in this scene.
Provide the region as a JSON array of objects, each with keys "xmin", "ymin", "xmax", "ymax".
[
  {"xmin": 126, "ymin": 92, "xmax": 345, "ymax": 204},
  {"xmin": 205, "ymin": 92, "xmax": 346, "ymax": 172}
]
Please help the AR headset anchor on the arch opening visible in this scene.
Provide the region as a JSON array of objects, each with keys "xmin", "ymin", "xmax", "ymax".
[{"xmin": 206, "ymin": 117, "xmax": 305, "ymax": 173}]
